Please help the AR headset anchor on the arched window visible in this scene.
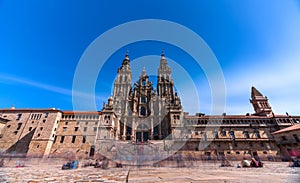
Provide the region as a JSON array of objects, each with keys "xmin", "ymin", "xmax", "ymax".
[
  {"xmin": 254, "ymin": 130, "xmax": 261, "ymax": 138},
  {"xmin": 229, "ymin": 131, "xmax": 235, "ymax": 140},
  {"xmin": 141, "ymin": 97, "xmax": 146, "ymax": 103},
  {"xmin": 243, "ymin": 131, "xmax": 250, "ymax": 138},
  {"xmin": 89, "ymin": 145, "xmax": 95, "ymax": 157},
  {"xmin": 142, "ymin": 79, "xmax": 146, "ymax": 86},
  {"xmin": 140, "ymin": 106, "xmax": 146, "ymax": 116},
  {"xmin": 154, "ymin": 126, "xmax": 159, "ymax": 135}
]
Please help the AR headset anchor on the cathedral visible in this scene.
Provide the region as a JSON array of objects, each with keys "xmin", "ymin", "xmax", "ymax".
[
  {"xmin": 0, "ymin": 52, "xmax": 299, "ymax": 163},
  {"xmin": 100, "ymin": 52, "xmax": 182, "ymax": 142}
]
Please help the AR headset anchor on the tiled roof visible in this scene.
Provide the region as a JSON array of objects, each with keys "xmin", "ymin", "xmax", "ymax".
[
  {"xmin": 0, "ymin": 108, "xmax": 61, "ymax": 112},
  {"xmin": 185, "ymin": 114, "xmax": 300, "ymax": 119},
  {"xmin": 62, "ymin": 111, "xmax": 101, "ymax": 115},
  {"xmin": 186, "ymin": 115, "xmax": 270, "ymax": 119},
  {"xmin": 272, "ymin": 124, "xmax": 300, "ymax": 134}
]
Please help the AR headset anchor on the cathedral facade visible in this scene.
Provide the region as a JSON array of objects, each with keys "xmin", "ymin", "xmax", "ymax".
[
  {"xmin": 0, "ymin": 53, "xmax": 300, "ymax": 162},
  {"xmin": 99, "ymin": 52, "xmax": 182, "ymax": 143}
]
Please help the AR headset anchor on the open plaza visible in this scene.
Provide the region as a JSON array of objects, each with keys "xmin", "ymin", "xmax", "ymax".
[{"xmin": 0, "ymin": 158, "xmax": 299, "ymax": 183}]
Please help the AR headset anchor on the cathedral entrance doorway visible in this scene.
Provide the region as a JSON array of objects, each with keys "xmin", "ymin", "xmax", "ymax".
[{"xmin": 136, "ymin": 123, "xmax": 150, "ymax": 142}]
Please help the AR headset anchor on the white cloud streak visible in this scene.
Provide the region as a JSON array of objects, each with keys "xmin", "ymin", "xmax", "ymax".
[{"xmin": 0, "ymin": 73, "xmax": 105, "ymax": 102}]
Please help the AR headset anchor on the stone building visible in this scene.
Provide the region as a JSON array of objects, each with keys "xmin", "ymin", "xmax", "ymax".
[
  {"xmin": 0, "ymin": 52, "xmax": 300, "ymax": 161},
  {"xmin": 272, "ymin": 124, "xmax": 300, "ymax": 160},
  {"xmin": 177, "ymin": 87, "xmax": 300, "ymax": 160},
  {"xmin": 49, "ymin": 111, "xmax": 102, "ymax": 158},
  {"xmin": 97, "ymin": 53, "xmax": 300, "ymax": 161},
  {"xmin": 0, "ymin": 108, "xmax": 61, "ymax": 157}
]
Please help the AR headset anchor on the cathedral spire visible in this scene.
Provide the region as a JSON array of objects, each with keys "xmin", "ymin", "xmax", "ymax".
[
  {"xmin": 161, "ymin": 50, "xmax": 165, "ymax": 59},
  {"xmin": 112, "ymin": 51, "xmax": 132, "ymax": 104},
  {"xmin": 160, "ymin": 51, "xmax": 168, "ymax": 68},
  {"xmin": 157, "ymin": 52, "xmax": 174, "ymax": 99},
  {"xmin": 141, "ymin": 66, "xmax": 147, "ymax": 77},
  {"xmin": 125, "ymin": 51, "xmax": 129, "ymax": 60},
  {"xmin": 122, "ymin": 51, "xmax": 130, "ymax": 68},
  {"xmin": 158, "ymin": 51, "xmax": 171, "ymax": 80}
]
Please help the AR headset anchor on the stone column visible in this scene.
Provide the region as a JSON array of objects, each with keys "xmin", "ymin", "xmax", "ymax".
[
  {"xmin": 159, "ymin": 123, "xmax": 162, "ymax": 139},
  {"xmin": 150, "ymin": 117, "xmax": 154, "ymax": 140},
  {"xmin": 122, "ymin": 117, "xmax": 127, "ymax": 141},
  {"xmin": 131, "ymin": 118, "xmax": 135, "ymax": 141},
  {"xmin": 158, "ymin": 100, "xmax": 163, "ymax": 139},
  {"xmin": 150, "ymin": 100, "xmax": 154, "ymax": 140}
]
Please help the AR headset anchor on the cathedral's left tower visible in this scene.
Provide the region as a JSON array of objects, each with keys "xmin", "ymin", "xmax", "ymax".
[
  {"xmin": 113, "ymin": 52, "xmax": 132, "ymax": 110},
  {"xmin": 112, "ymin": 53, "xmax": 132, "ymax": 140}
]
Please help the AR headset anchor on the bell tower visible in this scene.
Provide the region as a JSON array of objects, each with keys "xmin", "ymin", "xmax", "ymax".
[
  {"xmin": 112, "ymin": 52, "xmax": 132, "ymax": 116},
  {"xmin": 250, "ymin": 86, "xmax": 273, "ymax": 116},
  {"xmin": 157, "ymin": 52, "xmax": 175, "ymax": 102}
]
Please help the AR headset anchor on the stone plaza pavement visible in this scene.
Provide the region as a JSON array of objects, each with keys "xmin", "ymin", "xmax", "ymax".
[{"xmin": 0, "ymin": 159, "xmax": 299, "ymax": 183}]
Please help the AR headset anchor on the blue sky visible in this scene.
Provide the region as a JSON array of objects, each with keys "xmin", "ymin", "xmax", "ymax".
[{"xmin": 1, "ymin": 0, "xmax": 300, "ymax": 115}]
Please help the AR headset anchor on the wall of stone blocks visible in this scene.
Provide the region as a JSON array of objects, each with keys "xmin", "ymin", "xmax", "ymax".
[
  {"xmin": 273, "ymin": 129, "xmax": 300, "ymax": 158},
  {"xmin": 0, "ymin": 123, "xmax": 6, "ymax": 138},
  {"xmin": 49, "ymin": 117, "xmax": 100, "ymax": 158},
  {"xmin": 178, "ymin": 140, "xmax": 277, "ymax": 161},
  {"xmin": 27, "ymin": 112, "xmax": 61, "ymax": 157},
  {"xmin": 0, "ymin": 109, "xmax": 61, "ymax": 157}
]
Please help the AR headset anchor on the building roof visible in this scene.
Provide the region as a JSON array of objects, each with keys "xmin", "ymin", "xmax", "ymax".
[
  {"xmin": 184, "ymin": 113, "xmax": 300, "ymax": 119},
  {"xmin": 185, "ymin": 115, "xmax": 269, "ymax": 119},
  {"xmin": 0, "ymin": 108, "xmax": 101, "ymax": 115},
  {"xmin": 251, "ymin": 86, "xmax": 263, "ymax": 97},
  {"xmin": 62, "ymin": 111, "xmax": 101, "ymax": 115},
  {"xmin": 0, "ymin": 107, "xmax": 62, "ymax": 113},
  {"xmin": 272, "ymin": 124, "xmax": 300, "ymax": 134}
]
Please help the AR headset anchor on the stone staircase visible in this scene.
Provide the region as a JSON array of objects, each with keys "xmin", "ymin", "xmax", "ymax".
[{"xmin": 94, "ymin": 140, "xmax": 172, "ymax": 166}]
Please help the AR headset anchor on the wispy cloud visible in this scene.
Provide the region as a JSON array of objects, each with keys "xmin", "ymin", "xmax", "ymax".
[{"xmin": 0, "ymin": 73, "xmax": 105, "ymax": 102}]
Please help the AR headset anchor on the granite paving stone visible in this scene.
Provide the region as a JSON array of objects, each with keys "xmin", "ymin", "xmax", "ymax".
[{"xmin": 0, "ymin": 160, "xmax": 299, "ymax": 183}]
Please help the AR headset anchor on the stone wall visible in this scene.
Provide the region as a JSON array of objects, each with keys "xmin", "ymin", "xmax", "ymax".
[
  {"xmin": 0, "ymin": 109, "xmax": 61, "ymax": 157},
  {"xmin": 273, "ymin": 127, "xmax": 300, "ymax": 160},
  {"xmin": 49, "ymin": 113, "xmax": 100, "ymax": 158}
]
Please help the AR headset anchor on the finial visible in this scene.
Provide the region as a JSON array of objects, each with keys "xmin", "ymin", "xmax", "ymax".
[
  {"xmin": 161, "ymin": 50, "xmax": 166, "ymax": 60},
  {"xmin": 125, "ymin": 50, "xmax": 129, "ymax": 60},
  {"xmin": 141, "ymin": 66, "xmax": 147, "ymax": 76}
]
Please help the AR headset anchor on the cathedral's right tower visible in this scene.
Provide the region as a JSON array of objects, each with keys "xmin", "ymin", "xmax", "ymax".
[{"xmin": 157, "ymin": 52, "xmax": 175, "ymax": 102}]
